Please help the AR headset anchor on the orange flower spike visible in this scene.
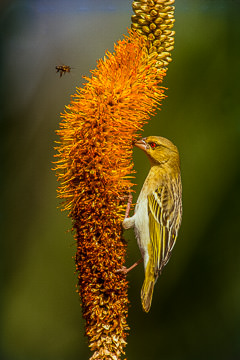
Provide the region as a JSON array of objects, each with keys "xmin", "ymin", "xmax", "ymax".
[{"xmin": 55, "ymin": 31, "xmax": 166, "ymax": 359}]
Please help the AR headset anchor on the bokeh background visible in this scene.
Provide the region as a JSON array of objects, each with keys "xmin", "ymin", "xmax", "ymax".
[{"xmin": 1, "ymin": 0, "xmax": 240, "ymax": 359}]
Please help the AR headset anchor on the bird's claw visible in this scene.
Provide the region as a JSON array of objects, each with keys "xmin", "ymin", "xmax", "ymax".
[
  {"xmin": 115, "ymin": 266, "xmax": 129, "ymax": 275},
  {"xmin": 116, "ymin": 258, "xmax": 143, "ymax": 275}
]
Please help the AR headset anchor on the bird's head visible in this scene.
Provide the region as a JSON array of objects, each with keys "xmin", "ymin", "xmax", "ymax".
[{"xmin": 134, "ymin": 136, "xmax": 180, "ymax": 168}]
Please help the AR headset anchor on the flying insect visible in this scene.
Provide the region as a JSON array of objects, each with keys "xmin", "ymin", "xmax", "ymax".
[{"xmin": 55, "ymin": 65, "xmax": 71, "ymax": 77}]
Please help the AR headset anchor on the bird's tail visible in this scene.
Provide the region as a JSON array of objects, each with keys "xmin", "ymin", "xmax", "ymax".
[{"xmin": 141, "ymin": 269, "xmax": 156, "ymax": 313}]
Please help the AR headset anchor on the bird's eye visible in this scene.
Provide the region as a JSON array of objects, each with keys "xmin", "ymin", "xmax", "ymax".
[{"xmin": 150, "ymin": 142, "xmax": 157, "ymax": 149}]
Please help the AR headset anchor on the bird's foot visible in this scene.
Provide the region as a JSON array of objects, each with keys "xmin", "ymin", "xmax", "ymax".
[
  {"xmin": 116, "ymin": 258, "xmax": 143, "ymax": 275},
  {"xmin": 124, "ymin": 190, "xmax": 133, "ymax": 219},
  {"xmin": 116, "ymin": 266, "xmax": 129, "ymax": 275}
]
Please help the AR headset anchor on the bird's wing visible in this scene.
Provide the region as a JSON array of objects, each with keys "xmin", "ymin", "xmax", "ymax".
[{"xmin": 148, "ymin": 182, "xmax": 180, "ymax": 275}]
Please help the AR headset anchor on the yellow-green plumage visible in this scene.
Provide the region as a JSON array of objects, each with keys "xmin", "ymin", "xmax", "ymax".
[{"xmin": 123, "ymin": 136, "xmax": 182, "ymax": 312}]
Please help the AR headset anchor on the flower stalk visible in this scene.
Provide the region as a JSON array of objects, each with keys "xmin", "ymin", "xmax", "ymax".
[{"xmin": 54, "ymin": 1, "xmax": 175, "ymax": 359}]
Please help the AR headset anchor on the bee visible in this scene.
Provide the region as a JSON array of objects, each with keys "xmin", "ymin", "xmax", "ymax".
[{"xmin": 55, "ymin": 65, "xmax": 71, "ymax": 77}]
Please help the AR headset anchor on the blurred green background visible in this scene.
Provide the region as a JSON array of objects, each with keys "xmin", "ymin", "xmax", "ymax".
[{"xmin": 1, "ymin": 0, "xmax": 240, "ymax": 359}]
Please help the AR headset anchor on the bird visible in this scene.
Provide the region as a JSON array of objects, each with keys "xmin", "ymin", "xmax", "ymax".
[{"xmin": 122, "ymin": 136, "xmax": 182, "ymax": 312}]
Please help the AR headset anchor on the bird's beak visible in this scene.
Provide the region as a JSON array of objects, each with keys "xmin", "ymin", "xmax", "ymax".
[{"xmin": 134, "ymin": 138, "xmax": 147, "ymax": 152}]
